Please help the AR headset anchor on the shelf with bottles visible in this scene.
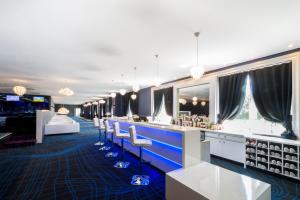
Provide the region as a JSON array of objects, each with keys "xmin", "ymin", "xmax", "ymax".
[
  {"xmin": 269, "ymin": 166, "xmax": 282, "ymax": 174},
  {"xmin": 283, "ymin": 169, "xmax": 298, "ymax": 179},
  {"xmin": 257, "ymin": 140, "xmax": 268, "ymax": 149},
  {"xmin": 269, "ymin": 150, "xmax": 282, "ymax": 159},
  {"xmin": 283, "ymin": 144, "xmax": 298, "ymax": 154},
  {"xmin": 246, "ymin": 153, "xmax": 256, "ymax": 160},
  {"xmin": 257, "ymin": 149, "xmax": 268, "ymax": 156},
  {"xmin": 245, "ymin": 137, "xmax": 300, "ymax": 180},
  {"xmin": 283, "ymin": 160, "xmax": 298, "ymax": 171},
  {"xmin": 257, "ymin": 162, "xmax": 268, "ymax": 170},
  {"xmin": 269, "ymin": 142, "xmax": 282, "ymax": 151},
  {"xmin": 246, "ymin": 159, "xmax": 256, "ymax": 167},
  {"xmin": 257, "ymin": 155, "xmax": 268, "ymax": 163},
  {"xmin": 246, "ymin": 147, "xmax": 256, "ymax": 154},
  {"xmin": 245, "ymin": 138, "xmax": 257, "ymax": 147}
]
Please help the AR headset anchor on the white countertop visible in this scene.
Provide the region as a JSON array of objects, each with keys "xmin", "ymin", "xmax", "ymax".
[
  {"xmin": 205, "ymin": 129, "xmax": 300, "ymax": 145},
  {"xmin": 167, "ymin": 162, "xmax": 270, "ymax": 200},
  {"xmin": 109, "ymin": 117, "xmax": 203, "ymax": 133}
]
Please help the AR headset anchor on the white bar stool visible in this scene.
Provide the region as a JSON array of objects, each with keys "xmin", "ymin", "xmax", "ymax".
[
  {"xmin": 94, "ymin": 119, "xmax": 105, "ymax": 146},
  {"xmin": 112, "ymin": 122, "xmax": 130, "ymax": 168},
  {"xmin": 128, "ymin": 125, "xmax": 152, "ymax": 186},
  {"xmin": 104, "ymin": 120, "xmax": 118, "ymax": 157},
  {"xmin": 93, "ymin": 117, "xmax": 99, "ymax": 127}
]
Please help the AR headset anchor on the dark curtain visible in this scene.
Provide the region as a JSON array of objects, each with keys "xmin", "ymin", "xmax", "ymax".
[
  {"xmin": 124, "ymin": 93, "xmax": 131, "ymax": 115},
  {"xmin": 153, "ymin": 90, "xmax": 163, "ymax": 117},
  {"xmin": 115, "ymin": 93, "xmax": 125, "ymax": 117},
  {"xmin": 249, "ymin": 62, "xmax": 295, "ymax": 139},
  {"xmin": 130, "ymin": 92, "xmax": 139, "ymax": 115},
  {"xmin": 218, "ymin": 72, "xmax": 248, "ymax": 124},
  {"xmin": 108, "ymin": 97, "xmax": 113, "ymax": 114},
  {"xmin": 153, "ymin": 87, "xmax": 173, "ymax": 117},
  {"xmin": 164, "ymin": 87, "xmax": 173, "ymax": 116}
]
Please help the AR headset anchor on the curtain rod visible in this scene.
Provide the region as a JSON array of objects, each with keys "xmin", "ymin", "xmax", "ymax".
[{"xmin": 217, "ymin": 60, "xmax": 292, "ymax": 78}]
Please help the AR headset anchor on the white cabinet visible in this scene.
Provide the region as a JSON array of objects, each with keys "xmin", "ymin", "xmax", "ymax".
[{"xmin": 206, "ymin": 132, "xmax": 245, "ymax": 164}]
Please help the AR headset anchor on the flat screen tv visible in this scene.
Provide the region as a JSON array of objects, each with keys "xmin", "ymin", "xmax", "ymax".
[
  {"xmin": 6, "ymin": 95, "xmax": 20, "ymax": 101},
  {"xmin": 33, "ymin": 96, "xmax": 45, "ymax": 102}
]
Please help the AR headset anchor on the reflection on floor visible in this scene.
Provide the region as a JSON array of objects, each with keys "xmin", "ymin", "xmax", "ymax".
[{"xmin": 0, "ymin": 117, "xmax": 299, "ymax": 200}]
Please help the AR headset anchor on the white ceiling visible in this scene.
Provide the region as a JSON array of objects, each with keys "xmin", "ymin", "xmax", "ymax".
[{"xmin": 0, "ymin": 0, "xmax": 299, "ymax": 104}]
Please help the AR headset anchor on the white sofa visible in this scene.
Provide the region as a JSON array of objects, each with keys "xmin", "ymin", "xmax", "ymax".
[{"xmin": 44, "ymin": 114, "xmax": 80, "ymax": 135}]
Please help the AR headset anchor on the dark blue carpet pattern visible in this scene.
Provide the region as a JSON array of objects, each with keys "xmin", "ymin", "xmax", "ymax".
[
  {"xmin": 0, "ymin": 118, "xmax": 165, "ymax": 200},
  {"xmin": 0, "ymin": 117, "xmax": 299, "ymax": 200}
]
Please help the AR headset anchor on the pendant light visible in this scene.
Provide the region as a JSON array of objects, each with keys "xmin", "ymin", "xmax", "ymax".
[
  {"xmin": 179, "ymin": 98, "xmax": 187, "ymax": 105},
  {"xmin": 58, "ymin": 87, "xmax": 74, "ymax": 96},
  {"xmin": 190, "ymin": 32, "xmax": 204, "ymax": 79},
  {"xmin": 110, "ymin": 92, "xmax": 116, "ymax": 98},
  {"xmin": 13, "ymin": 86, "xmax": 27, "ymax": 96},
  {"xmin": 154, "ymin": 54, "xmax": 161, "ymax": 87},
  {"xmin": 192, "ymin": 101, "xmax": 198, "ymax": 106},
  {"xmin": 131, "ymin": 93, "xmax": 137, "ymax": 100},
  {"xmin": 58, "ymin": 107, "xmax": 70, "ymax": 115},
  {"xmin": 201, "ymin": 101, "xmax": 206, "ymax": 106},
  {"xmin": 132, "ymin": 67, "xmax": 139, "ymax": 92},
  {"xmin": 119, "ymin": 74, "xmax": 127, "ymax": 95},
  {"xmin": 99, "ymin": 99, "xmax": 106, "ymax": 104}
]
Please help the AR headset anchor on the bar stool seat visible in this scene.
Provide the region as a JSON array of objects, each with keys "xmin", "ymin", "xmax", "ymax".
[
  {"xmin": 103, "ymin": 120, "xmax": 118, "ymax": 157},
  {"xmin": 113, "ymin": 122, "xmax": 130, "ymax": 168},
  {"xmin": 132, "ymin": 139, "xmax": 152, "ymax": 146},
  {"xmin": 129, "ymin": 125, "xmax": 152, "ymax": 186}
]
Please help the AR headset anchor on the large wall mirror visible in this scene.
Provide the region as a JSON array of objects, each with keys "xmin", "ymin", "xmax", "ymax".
[{"xmin": 177, "ymin": 84, "xmax": 210, "ymax": 127}]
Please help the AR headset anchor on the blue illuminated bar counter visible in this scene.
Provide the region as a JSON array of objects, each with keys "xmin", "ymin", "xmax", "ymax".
[{"xmin": 108, "ymin": 118, "xmax": 209, "ymax": 172}]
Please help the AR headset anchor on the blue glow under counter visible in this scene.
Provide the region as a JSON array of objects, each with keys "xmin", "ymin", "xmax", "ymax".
[{"xmin": 108, "ymin": 118, "xmax": 206, "ymax": 172}]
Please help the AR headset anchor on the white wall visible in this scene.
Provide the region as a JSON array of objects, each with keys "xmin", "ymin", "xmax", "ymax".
[{"xmin": 151, "ymin": 51, "xmax": 300, "ymax": 138}]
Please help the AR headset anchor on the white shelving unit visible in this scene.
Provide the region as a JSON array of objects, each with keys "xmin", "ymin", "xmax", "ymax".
[{"xmin": 246, "ymin": 137, "xmax": 299, "ymax": 180}]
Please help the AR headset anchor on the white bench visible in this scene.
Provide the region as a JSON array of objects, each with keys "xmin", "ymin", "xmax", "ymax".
[{"xmin": 44, "ymin": 115, "xmax": 80, "ymax": 135}]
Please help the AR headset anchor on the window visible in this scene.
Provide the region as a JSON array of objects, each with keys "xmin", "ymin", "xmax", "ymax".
[{"xmin": 223, "ymin": 76, "xmax": 285, "ymax": 135}]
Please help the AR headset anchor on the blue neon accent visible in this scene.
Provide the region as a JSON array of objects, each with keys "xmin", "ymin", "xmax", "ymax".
[
  {"xmin": 143, "ymin": 147, "xmax": 182, "ymax": 167},
  {"xmin": 119, "ymin": 129, "xmax": 182, "ymax": 151},
  {"xmin": 116, "ymin": 137, "xmax": 182, "ymax": 167}
]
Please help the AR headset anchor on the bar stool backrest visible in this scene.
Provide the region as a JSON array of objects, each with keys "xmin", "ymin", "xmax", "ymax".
[
  {"xmin": 104, "ymin": 120, "xmax": 110, "ymax": 132},
  {"xmin": 98, "ymin": 118, "xmax": 104, "ymax": 129},
  {"xmin": 93, "ymin": 117, "xmax": 99, "ymax": 127},
  {"xmin": 129, "ymin": 125, "xmax": 138, "ymax": 144},
  {"xmin": 113, "ymin": 122, "xmax": 120, "ymax": 136}
]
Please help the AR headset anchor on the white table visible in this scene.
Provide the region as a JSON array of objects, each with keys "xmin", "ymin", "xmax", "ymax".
[{"xmin": 166, "ymin": 162, "xmax": 271, "ymax": 200}]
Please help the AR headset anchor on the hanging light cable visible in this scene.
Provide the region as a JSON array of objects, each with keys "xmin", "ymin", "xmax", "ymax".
[
  {"xmin": 132, "ymin": 67, "xmax": 139, "ymax": 92},
  {"xmin": 119, "ymin": 74, "xmax": 126, "ymax": 95},
  {"xmin": 190, "ymin": 32, "xmax": 205, "ymax": 79},
  {"xmin": 154, "ymin": 54, "xmax": 161, "ymax": 87}
]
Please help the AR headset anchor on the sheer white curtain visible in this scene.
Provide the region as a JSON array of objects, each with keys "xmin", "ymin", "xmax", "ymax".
[{"xmin": 154, "ymin": 95, "xmax": 172, "ymax": 124}]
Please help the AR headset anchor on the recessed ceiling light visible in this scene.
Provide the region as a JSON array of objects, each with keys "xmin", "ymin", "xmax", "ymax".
[{"xmin": 288, "ymin": 44, "xmax": 294, "ymax": 48}]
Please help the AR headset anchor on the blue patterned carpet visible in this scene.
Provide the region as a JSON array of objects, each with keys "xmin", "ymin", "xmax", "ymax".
[
  {"xmin": 0, "ymin": 117, "xmax": 299, "ymax": 200},
  {"xmin": 0, "ymin": 118, "xmax": 164, "ymax": 200}
]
